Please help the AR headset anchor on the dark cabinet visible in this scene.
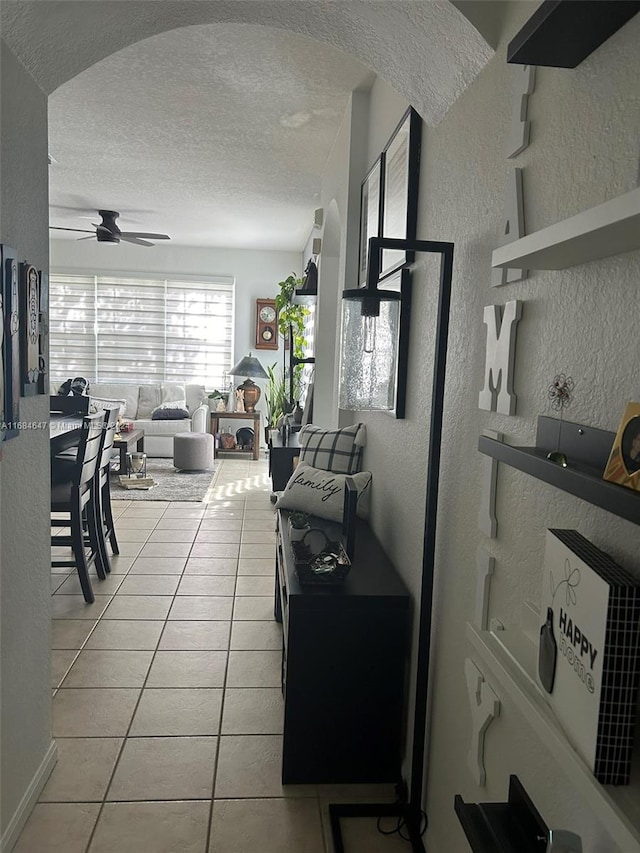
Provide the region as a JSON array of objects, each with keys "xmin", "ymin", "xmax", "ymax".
[
  {"xmin": 269, "ymin": 432, "xmax": 301, "ymax": 492},
  {"xmin": 275, "ymin": 510, "xmax": 411, "ymax": 785}
]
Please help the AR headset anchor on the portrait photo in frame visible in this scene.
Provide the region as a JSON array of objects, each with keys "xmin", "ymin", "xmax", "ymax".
[
  {"xmin": 602, "ymin": 402, "xmax": 640, "ymax": 492},
  {"xmin": 380, "ymin": 107, "xmax": 422, "ymax": 280},
  {"xmin": 358, "ymin": 156, "xmax": 384, "ymax": 287}
]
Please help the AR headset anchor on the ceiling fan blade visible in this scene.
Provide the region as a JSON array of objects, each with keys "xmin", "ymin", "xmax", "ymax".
[
  {"xmin": 49, "ymin": 226, "xmax": 94, "ymax": 233},
  {"xmin": 121, "ymin": 231, "xmax": 171, "ymax": 240},
  {"xmin": 76, "ymin": 236, "xmax": 96, "ymax": 241},
  {"xmin": 120, "ymin": 235, "xmax": 154, "ymax": 247}
]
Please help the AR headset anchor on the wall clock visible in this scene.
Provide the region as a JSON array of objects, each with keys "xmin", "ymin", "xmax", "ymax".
[{"xmin": 255, "ymin": 298, "xmax": 278, "ymax": 350}]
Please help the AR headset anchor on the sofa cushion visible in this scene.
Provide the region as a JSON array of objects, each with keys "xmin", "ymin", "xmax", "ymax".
[
  {"xmin": 137, "ymin": 385, "xmax": 162, "ymax": 418},
  {"xmin": 185, "ymin": 384, "xmax": 208, "ymax": 413},
  {"xmin": 161, "ymin": 382, "xmax": 186, "ymax": 404},
  {"xmin": 89, "ymin": 396, "xmax": 126, "ymax": 418},
  {"xmin": 91, "ymin": 383, "xmax": 139, "ymax": 419},
  {"xmin": 133, "ymin": 418, "xmax": 192, "ymax": 436},
  {"xmin": 152, "ymin": 401, "xmax": 190, "ymax": 420}
]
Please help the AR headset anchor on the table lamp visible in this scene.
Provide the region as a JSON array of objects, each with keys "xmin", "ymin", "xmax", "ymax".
[{"xmin": 229, "ymin": 353, "xmax": 268, "ymax": 413}]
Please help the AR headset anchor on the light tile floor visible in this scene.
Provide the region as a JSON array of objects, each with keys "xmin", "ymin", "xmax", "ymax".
[{"xmin": 16, "ymin": 458, "xmax": 408, "ymax": 852}]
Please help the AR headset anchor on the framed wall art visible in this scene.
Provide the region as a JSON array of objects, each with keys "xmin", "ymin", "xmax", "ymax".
[
  {"xmin": 19, "ymin": 261, "xmax": 41, "ymax": 396},
  {"xmin": 380, "ymin": 107, "xmax": 422, "ymax": 280},
  {"xmin": 358, "ymin": 156, "xmax": 384, "ymax": 286},
  {"xmin": 602, "ymin": 401, "xmax": 640, "ymax": 492},
  {"xmin": 2, "ymin": 246, "xmax": 20, "ymax": 438}
]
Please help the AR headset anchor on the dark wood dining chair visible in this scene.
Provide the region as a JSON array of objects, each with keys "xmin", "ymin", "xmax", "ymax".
[
  {"xmin": 93, "ymin": 406, "xmax": 120, "ymax": 574},
  {"xmin": 51, "ymin": 412, "xmax": 107, "ymax": 603}
]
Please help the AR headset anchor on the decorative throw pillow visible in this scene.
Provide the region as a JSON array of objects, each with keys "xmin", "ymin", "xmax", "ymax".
[
  {"xmin": 89, "ymin": 397, "xmax": 126, "ymax": 418},
  {"xmin": 151, "ymin": 400, "xmax": 190, "ymax": 420},
  {"xmin": 275, "ymin": 461, "xmax": 372, "ymax": 523},
  {"xmin": 298, "ymin": 423, "xmax": 366, "ymax": 474}
]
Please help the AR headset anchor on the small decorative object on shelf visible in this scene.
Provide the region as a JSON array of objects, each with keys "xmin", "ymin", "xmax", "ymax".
[
  {"xmin": 546, "ymin": 373, "xmax": 574, "ymax": 466},
  {"xmin": 291, "ymin": 526, "xmax": 351, "ymax": 585},
  {"xmin": 602, "ymin": 401, "xmax": 640, "ymax": 493},
  {"xmin": 288, "ymin": 510, "xmax": 310, "ymax": 542}
]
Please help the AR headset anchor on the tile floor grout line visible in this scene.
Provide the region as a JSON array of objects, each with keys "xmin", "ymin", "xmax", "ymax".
[{"xmin": 81, "ymin": 499, "xmax": 185, "ymax": 852}]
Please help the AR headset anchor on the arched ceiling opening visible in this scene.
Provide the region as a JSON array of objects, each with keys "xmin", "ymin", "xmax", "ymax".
[{"xmin": 1, "ymin": 1, "xmax": 494, "ymax": 250}]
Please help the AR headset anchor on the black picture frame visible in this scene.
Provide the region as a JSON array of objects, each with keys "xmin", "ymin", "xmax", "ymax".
[
  {"xmin": 380, "ymin": 107, "xmax": 422, "ymax": 280},
  {"xmin": 38, "ymin": 271, "xmax": 49, "ymax": 395},
  {"xmin": 378, "ymin": 268, "xmax": 412, "ymax": 419},
  {"xmin": 19, "ymin": 261, "xmax": 41, "ymax": 397},
  {"xmin": 358, "ymin": 156, "xmax": 384, "ymax": 287},
  {"xmin": 2, "ymin": 246, "xmax": 20, "ymax": 439}
]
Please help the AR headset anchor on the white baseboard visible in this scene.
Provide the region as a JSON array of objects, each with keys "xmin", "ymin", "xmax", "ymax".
[{"xmin": 1, "ymin": 741, "xmax": 58, "ymax": 853}]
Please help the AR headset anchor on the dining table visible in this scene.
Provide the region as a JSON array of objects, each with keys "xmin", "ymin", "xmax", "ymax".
[{"xmin": 49, "ymin": 413, "xmax": 84, "ymax": 456}]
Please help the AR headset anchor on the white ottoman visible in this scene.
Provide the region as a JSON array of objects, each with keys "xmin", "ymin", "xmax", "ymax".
[{"xmin": 173, "ymin": 432, "xmax": 214, "ymax": 471}]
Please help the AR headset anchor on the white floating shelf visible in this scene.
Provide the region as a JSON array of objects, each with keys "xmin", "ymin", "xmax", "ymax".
[
  {"xmin": 492, "ymin": 186, "xmax": 640, "ymax": 270},
  {"xmin": 466, "ymin": 621, "xmax": 640, "ymax": 851}
]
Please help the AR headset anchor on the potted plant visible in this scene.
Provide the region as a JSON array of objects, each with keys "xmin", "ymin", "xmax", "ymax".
[
  {"xmin": 207, "ymin": 389, "xmax": 229, "ymax": 412},
  {"xmin": 288, "ymin": 510, "xmax": 311, "ymax": 542},
  {"xmin": 264, "ymin": 363, "xmax": 286, "ymax": 444},
  {"xmin": 275, "ymin": 273, "xmax": 309, "ymax": 413}
]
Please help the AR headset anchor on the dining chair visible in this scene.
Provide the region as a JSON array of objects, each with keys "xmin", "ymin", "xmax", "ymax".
[
  {"xmin": 93, "ymin": 406, "xmax": 120, "ymax": 574},
  {"xmin": 51, "ymin": 412, "xmax": 107, "ymax": 603}
]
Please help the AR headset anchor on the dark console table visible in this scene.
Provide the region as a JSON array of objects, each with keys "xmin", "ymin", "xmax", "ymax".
[
  {"xmin": 274, "ymin": 509, "xmax": 411, "ymax": 784},
  {"xmin": 269, "ymin": 431, "xmax": 301, "ymax": 491}
]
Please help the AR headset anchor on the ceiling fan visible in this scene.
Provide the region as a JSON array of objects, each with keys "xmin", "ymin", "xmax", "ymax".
[{"xmin": 50, "ymin": 210, "xmax": 170, "ymax": 247}]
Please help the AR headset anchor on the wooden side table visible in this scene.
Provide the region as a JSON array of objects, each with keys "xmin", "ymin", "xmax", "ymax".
[
  {"xmin": 113, "ymin": 428, "xmax": 145, "ymax": 474},
  {"xmin": 209, "ymin": 411, "xmax": 261, "ymax": 460}
]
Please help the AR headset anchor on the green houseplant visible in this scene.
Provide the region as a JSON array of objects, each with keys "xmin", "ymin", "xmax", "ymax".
[
  {"xmin": 264, "ymin": 363, "xmax": 287, "ymax": 443},
  {"xmin": 275, "ymin": 273, "xmax": 309, "ymax": 411},
  {"xmin": 288, "ymin": 510, "xmax": 311, "ymax": 541}
]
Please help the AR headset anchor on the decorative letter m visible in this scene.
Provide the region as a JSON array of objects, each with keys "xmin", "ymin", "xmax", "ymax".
[{"xmin": 478, "ymin": 300, "xmax": 522, "ymax": 415}]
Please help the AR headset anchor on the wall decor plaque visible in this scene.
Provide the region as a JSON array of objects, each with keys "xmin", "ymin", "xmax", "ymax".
[
  {"xmin": 19, "ymin": 262, "xmax": 41, "ymax": 396},
  {"xmin": 2, "ymin": 246, "xmax": 20, "ymax": 437},
  {"xmin": 538, "ymin": 529, "xmax": 640, "ymax": 784}
]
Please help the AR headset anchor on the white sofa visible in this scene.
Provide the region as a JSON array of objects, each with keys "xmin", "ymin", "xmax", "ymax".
[{"xmin": 58, "ymin": 382, "xmax": 210, "ymax": 457}]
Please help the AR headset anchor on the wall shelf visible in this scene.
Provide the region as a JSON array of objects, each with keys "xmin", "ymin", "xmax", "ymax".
[
  {"xmin": 491, "ymin": 186, "xmax": 640, "ymax": 271},
  {"xmin": 507, "ymin": 0, "xmax": 640, "ymax": 69},
  {"xmin": 477, "ymin": 416, "xmax": 640, "ymax": 526},
  {"xmin": 466, "ymin": 622, "xmax": 640, "ymax": 851}
]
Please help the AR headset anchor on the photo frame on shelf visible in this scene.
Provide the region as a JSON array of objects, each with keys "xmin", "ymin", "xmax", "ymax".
[
  {"xmin": 358, "ymin": 156, "xmax": 384, "ymax": 286},
  {"xmin": 2, "ymin": 245, "xmax": 20, "ymax": 438},
  {"xmin": 380, "ymin": 107, "xmax": 422, "ymax": 280},
  {"xmin": 379, "ymin": 268, "xmax": 412, "ymax": 419},
  {"xmin": 602, "ymin": 401, "xmax": 640, "ymax": 492},
  {"xmin": 19, "ymin": 261, "xmax": 41, "ymax": 397}
]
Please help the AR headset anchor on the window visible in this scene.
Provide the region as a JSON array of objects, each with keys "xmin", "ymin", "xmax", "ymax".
[{"xmin": 49, "ymin": 273, "xmax": 234, "ymax": 387}]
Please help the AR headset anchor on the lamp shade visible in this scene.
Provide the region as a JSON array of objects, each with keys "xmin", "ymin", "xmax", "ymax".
[
  {"xmin": 338, "ymin": 291, "xmax": 401, "ymax": 411},
  {"xmin": 229, "ymin": 354, "xmax": 268, "ymax": 380}
]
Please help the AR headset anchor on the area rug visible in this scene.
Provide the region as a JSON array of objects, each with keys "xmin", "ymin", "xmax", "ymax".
[{"xmin": 111, "ymin": 458, "xmax": 221, "ymax": 501}]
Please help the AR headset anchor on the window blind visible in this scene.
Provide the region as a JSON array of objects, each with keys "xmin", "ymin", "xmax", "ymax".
[{"xmin": 49, "ymin": 272, "xmax": 234, "ymax": 388}]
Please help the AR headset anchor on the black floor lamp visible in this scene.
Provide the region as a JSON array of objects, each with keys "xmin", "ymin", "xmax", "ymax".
[{"xmin": 330, "ymin": 236, "xmax": 454, "ymax": 852}]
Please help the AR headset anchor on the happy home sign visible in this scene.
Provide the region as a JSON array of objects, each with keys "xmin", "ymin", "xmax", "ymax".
[{"xmin": 538, "ymin": 529, "xmax": 640, "ymax": 785}]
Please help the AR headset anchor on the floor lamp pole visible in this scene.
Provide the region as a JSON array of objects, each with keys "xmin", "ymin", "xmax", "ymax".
[{"xmin": 329, "ymin": 240, "xmax": 454, "ymax": 852}]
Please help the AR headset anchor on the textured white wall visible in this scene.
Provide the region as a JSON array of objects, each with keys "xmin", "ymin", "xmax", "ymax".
[
  {"xmin": 0, "ymin": 43, "xmax": 53, "ymax": 838},
  {"xmin": 341, "ymin": 4, "xmax": 640, "ymax": 851}
]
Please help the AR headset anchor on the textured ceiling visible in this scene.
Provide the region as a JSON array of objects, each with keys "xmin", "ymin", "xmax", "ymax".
[
  {"xmin": 47, "ymin": 24, "xmax": 374, "ymax": 250},
  {"xmin": 2, "ymin": 1, "xmax": 494, "ymax": 251}
]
